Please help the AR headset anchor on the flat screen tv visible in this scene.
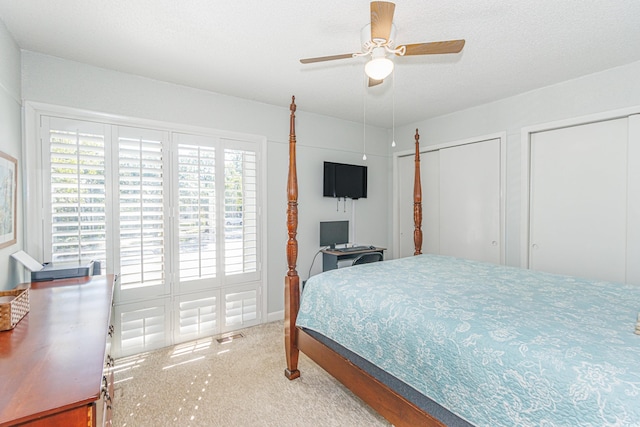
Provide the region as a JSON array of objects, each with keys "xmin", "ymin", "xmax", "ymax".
[
  {"xmin": 323, "ymin": 161, "xmax": 368, "ymax": 199},
  {"xmin": 319, "ymin": 220, "xmax": 349, "ymax": 249}
]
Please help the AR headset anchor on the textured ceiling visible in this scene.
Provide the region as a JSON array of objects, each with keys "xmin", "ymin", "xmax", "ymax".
[{"xmin": 1, "ymin": 0, "xmax": 639, "ymax": 128}]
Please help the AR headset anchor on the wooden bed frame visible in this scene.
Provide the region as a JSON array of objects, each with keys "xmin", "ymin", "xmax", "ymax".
[{"xmin": 284, "ymin": 96, "xmax": 445, "ymax": 427}]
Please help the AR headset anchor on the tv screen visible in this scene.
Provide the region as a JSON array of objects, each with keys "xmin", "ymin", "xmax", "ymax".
[
  {"xmin": 319, "ymin": 220, "xmax": 349, "ymax": 249},
  {"xmin": 323, "ymin": 162, "xmax": 367, "ymax": 199}
]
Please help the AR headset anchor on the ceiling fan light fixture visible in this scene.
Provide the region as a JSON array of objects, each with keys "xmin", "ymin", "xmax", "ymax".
[
  {"xmin": 300, "ymin": 2, "xmax": 466, "ymax": 83},
  {"xmin": 365, "ymin": 56, "xmax": 394, "ymax": 80}
]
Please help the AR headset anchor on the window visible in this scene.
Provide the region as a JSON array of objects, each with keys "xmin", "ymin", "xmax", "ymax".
[
  {"xmin": 223, "ymin": 148, "xmax": 258, "ymax": 276},
  {"xmin": 46, "ymin": 118, "xmax": 108, "ymax": 269},
  {"xmin": 117, "ymin": 127, "xmax": 168, "ymax": 295},
  {"xmin": 37, "ymin": 113, "xmax": 264, "ymax": 358},
  {"xmin": 176, "ymin": 291, "xmax": 218, "ymax": 343},
  {"xmin": 177, "ymin": 144, "xmax": 217, "ymax": 282},
  {"xmin": 224, "ymin": 285, "xmax": 258, "ymax": 330}
]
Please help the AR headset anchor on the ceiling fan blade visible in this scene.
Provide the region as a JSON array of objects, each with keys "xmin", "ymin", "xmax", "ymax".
[
  {"xmin": 398, "ymin": 39, "xmax": 466, "ymax": 56},
  {"xmin": 300, "ymin": 53, "xmax": 355, "ymax": 64},
  {"xmin": 370, "ymin": 1, "xmax": 395, "ymax": 42},
  {"xmin": 368, "ymin": 77, "xmax": 384, "ymax": 87}
]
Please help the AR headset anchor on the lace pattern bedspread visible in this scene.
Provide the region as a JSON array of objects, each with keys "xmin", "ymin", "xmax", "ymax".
[{"xmin": 296, "ymin": 254, "xmax": 640, "ymax": 427}]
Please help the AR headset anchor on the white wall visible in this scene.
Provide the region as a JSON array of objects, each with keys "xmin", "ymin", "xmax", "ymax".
[
  {"xmin": 394, "ymin": 60, "xmax": 640, "ymax": 267},
  {"xmin": 20, "ymin": 51, "xmax": 390, "ymax": 317},
  {"xmin": 0, "ymin": 20, "xmax": 22, "ymax": 290},
  {"xmin": 16, "ymin": 50, "xmax": 640, "ymax": 311}
]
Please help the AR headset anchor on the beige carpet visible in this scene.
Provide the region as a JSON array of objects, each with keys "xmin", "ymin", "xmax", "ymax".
[{"xmin": 113, "ymin": 321, "xmax": 391, "ymax": 426}]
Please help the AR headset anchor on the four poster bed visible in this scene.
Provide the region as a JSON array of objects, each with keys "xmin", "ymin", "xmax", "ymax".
[{"xmin": 283, "ymin": 97, "xmax": 640, "ymax": 427}]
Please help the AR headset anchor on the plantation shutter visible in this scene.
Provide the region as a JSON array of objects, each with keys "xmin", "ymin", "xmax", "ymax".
[
  {"xmin": 223, "ymin": 145, "xmax": 258, "ymax": 281},
  {"xmin": 176, "ymin": 291, "xmax": 219, "ymax": 342},
  {"xmin": 117, "ymin": 301, "xmax": 169, "ymax": 355},
  {"xmin": 115, "ymin": 126, "xmax": 170, "ymax": 299},
  {"xmin": 173, "ymin": 136, "xmax": 261, "ymax": 338},
  {"xmin": 175, "ymin": 134, "xmax": 218, "ymax": 294},
  {"xmin": 44, "ymin": 117, "xmax": 109, "ymax": 269},
  {"xmin": 37, "ymin": 112, "xmax": 263, "ymax": 358},
  {"xmin": 223, "ymin": 285, "xmax": 259, "ymax": 331},
  {"xmin": 178, "ymin": 144, "xmax": 216, "ymax": 280}
]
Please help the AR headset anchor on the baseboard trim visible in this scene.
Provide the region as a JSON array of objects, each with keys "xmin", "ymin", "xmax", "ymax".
[{"xmin": 267, "ymin": 310, "xmax": 284, "ymax": 322}]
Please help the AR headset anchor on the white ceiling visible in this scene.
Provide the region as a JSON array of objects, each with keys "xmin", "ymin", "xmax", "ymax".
[{"xmin": 1, "ymin": 0, "xmax": 639, "ymax": 128}]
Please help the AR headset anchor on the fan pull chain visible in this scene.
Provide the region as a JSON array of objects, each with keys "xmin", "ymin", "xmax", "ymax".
[
  {"xmin": 362, "ymin": 73, "xmax": 367, "ymax": 161},
  {"xmin": 392, "ymin": 71, "xmax": 396, "ymax": 147}
]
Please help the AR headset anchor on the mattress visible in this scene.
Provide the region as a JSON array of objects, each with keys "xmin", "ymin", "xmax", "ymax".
[
  {"xmin": 296, "ymin": 254, "xmax": 640, "ymax": 427},
  {"xmin": 302, "ymin": 328, "xmax": 473, "ymax": 426}
]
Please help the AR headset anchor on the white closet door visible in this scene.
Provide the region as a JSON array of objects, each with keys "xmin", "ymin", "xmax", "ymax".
[
  {"xmin": 627, "ymin": 115, "xmax": 640, "ymax": 285},
  {"xmin": 439, "ymin": 139, "xmax": 501, "ymax": 263},
  {"xmin": 397, "ymin": 138, "xmax": 501, "ymax": 262},
  {"xmin": 529, "ymin": 118, "xmax": 628, "ymax": 282},
  {"xmin": 423, "ymin": 151, "xmax": 440, "ymax": 256}
]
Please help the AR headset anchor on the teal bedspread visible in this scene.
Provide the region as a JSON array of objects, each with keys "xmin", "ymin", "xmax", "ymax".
[{"xmin": 296, "ymin": 254, "xmax": 640, "ymax": 427}]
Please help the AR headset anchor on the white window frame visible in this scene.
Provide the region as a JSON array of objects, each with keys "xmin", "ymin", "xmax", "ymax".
[{"xmin": 23, "ymin": 101, "xmax": 268, "ymax": 357}]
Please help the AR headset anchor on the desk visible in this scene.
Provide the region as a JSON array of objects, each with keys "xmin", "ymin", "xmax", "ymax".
[
  {"xmin": 0, "ymin": 275, "xmax": 115, "ymax": 427},
  {"xmin": 321, "ymin": 247, "xmax": 386, "ymax": 271}
]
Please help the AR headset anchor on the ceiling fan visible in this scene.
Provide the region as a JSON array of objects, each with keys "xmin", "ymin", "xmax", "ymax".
[{"xmin": 300, "ymin": 1, "xmax": 465, "ymax": 87}]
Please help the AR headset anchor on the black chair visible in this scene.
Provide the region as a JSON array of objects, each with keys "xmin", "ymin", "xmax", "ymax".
[{"xmin": 351, "ymin": 252, "xmax": 383, "ymax": 266}]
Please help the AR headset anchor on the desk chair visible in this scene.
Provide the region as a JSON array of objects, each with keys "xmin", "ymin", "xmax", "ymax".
[{"xmin": 352, "ymin": 252, "xmax": 383, "ymax": 266}]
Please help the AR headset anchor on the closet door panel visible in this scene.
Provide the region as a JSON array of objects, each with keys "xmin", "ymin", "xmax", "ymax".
[
  {"xmin": 397, "ymin": 139, "xmax": 501, "ymax": 262},
  {"xmin": 626, "ymin": 114, "xmax": 640, "ymax": 285},
  {"xmin": 529, "ymin": 118, "xmax": 628, "ymax": 282},
  {"xmin": 422, "ymin": 151, "xmax": 440, "ymax": 256},
  {"xmin": 439, "ymin": 139, "xmax": 501, "ymax": 263}
]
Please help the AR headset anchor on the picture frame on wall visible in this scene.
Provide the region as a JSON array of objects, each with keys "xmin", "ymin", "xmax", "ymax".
[{"xmin": 0, "ymin": 151, "xmax": 17, "ymax": 249}]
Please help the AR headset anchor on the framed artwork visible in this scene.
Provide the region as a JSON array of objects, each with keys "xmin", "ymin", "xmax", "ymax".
[{"xmin": 0, "ymin": 151, "xmax": 17, "ymax": 249}]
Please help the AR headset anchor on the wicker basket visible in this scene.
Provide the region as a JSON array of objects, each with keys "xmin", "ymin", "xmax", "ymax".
[{"xmin": 0, "ymin": 288, "xmax": 30, "ymax": 331}]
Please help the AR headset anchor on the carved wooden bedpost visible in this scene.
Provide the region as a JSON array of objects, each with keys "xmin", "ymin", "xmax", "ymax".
[
  {"xmin": 284, "ymin": 96, "xmax": 301, "ymax": 380},
  {"xmin": 413, "ymin": 129, "xmax": 423, "ymax": 255}
]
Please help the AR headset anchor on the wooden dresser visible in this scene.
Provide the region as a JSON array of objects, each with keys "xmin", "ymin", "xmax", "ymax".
[{"xmin": 0, "ymin": 275, "xmax": 116, "ymax": 427}]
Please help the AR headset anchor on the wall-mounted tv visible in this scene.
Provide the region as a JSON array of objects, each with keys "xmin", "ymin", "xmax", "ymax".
[{"xmin": 323, "ymin": 161, "xmax": 368, "ymax": 199}]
